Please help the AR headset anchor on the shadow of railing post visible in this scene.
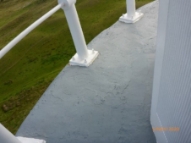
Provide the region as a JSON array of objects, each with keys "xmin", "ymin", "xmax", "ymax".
[{"xmin": 119, "ymin": 0, "xmax": 143, "ymax": 23}]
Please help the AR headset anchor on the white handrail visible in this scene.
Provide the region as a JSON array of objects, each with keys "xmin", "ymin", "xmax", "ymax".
[
  {"xmin": 0, "ymin": 124, "xmax": 21, "ymax": 143},
  {"xmin": 0, "ymin": 4, "xmax": 63, "ymax": 59},
  {"xmin": 0, "ymin": 123, "xmax": 46, "ymax": 143}
]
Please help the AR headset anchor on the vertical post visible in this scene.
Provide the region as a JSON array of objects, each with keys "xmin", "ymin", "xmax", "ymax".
[
  {"xmin": 119, "ymin": 0, "xmax": 143, "ymax": 23},
  {"xmin": 0, "ymin": 124, "xmax": 21, "ymax": 143},
  {"xmin": 58, "ymin": 0, "xmax": 99, "ymax": 67},
  {"xmin": 127, "ymin": 0, "xmax": 136, "ymax": 18},
  {"xmin": 62, "ymin": 2, "xmax": 88, "ymax": 60}
]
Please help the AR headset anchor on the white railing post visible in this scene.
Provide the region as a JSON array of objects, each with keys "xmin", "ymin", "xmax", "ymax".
[
  {"xmin": 0, "ymin": 124, "xmax": 46, "ymax": 143},
  {"xmin": 58, "ymin": 0, "xmax": 99, "ymax": 67},
  {"xmin": 127, "ymin": 0, "xmax": 136, "ymax": 18},
  {"xmin": 119, "ymin": 0, "xmax": 143, "ymax": 23}
]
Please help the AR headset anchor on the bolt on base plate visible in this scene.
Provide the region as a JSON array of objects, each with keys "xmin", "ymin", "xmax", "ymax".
[
  {"xmin": 119, "ymin": 12, "xmax": 143, "ymax": 23},
  {"xmin": 69, "ymin": 49, "xmax": 99, "ymax": 67},
  {"xmin": 17, "ymin": 137, "xmax": 46, "ymax": 143}
]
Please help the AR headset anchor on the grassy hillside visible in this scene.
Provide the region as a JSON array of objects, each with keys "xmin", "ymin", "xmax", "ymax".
[{"xmin": 0, "ymin": 0, "xmax": 153, "ymax": 133}]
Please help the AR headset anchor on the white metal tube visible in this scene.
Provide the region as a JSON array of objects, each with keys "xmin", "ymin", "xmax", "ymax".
[
  {"xmin": 62, "ymin": 4, "xmax": 88, "ymax": 60},
  {"xmin": 0, "ymin": 4, "xmax": 62, "ymax": 59},
  {"xmin": 127, "ymin": 0, "xmax": 136, "ymax": 17},
  {"xmin": 0, "ymin": 124, "xmax": 21, "ymax": 143}
]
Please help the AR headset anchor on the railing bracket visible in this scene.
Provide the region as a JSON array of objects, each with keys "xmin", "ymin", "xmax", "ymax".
[{"xmin": 119, "ymin": 12, "xmax": 143, "ymax": 23}]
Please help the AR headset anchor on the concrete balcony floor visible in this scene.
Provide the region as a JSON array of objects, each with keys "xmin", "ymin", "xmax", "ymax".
[{"xmin": 17, "ymin": 1, "xmax": 158, "ymax": 143}]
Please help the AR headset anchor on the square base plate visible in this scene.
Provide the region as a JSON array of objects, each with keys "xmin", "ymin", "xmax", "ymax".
[
  {"xmin": 17, "ymin": 137, "xmax": 46, "ymax": 143},
  {"xmin": 69, "ymin": 49, "xmax": 99, "ymax": 67},
  {"xmin": 119, "ymin": 12, "xmax": 143, "ymax": 23}
]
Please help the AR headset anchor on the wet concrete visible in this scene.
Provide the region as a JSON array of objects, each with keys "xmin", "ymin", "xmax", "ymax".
[{"xmin": 17, "ymin": 1, "xmax": 158, "ymax": 143}]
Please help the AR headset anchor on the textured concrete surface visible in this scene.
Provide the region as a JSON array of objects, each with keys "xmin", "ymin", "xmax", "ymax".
[{"xmin": 17, "ymin": 1, "xmax": 158, "ymax": 143}]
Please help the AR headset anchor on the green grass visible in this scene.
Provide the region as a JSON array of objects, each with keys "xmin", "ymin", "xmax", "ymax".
[{"xmin": 0, "ymin": 0, "xmax": 153, "ymax": 133}]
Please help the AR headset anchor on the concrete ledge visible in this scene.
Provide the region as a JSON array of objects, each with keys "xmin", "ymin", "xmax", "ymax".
[{"xmin": 17, "ymin": 1, "xmax": 158, "ymax": 143}]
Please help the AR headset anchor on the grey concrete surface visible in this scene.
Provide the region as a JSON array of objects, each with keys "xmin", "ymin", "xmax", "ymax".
[{"xmin": 17, "ymin": 1, "xmax": 158, "ymax": 143}]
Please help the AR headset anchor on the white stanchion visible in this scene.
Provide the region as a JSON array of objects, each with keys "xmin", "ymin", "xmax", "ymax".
[
  {"xmin": 119, "ymin": 0, "xmax": 143, "ymax": 23},
  {"xmin": 59, "ymin": 0, "xmax": 99, "ymax": 67}
]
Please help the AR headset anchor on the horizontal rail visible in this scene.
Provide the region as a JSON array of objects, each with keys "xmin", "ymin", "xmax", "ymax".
[{"xmin": 0, "ymin": 3, "xmax": 63, "ymax": 59}]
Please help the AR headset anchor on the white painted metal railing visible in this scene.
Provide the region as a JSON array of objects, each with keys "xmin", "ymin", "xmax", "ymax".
[
  {"xmin": 0, "ymin": 0, "xmax": 99, "ymax": 67},
  {"xmin": 0, "ymin": 0, "xmax": 143, "ymax": 142}
]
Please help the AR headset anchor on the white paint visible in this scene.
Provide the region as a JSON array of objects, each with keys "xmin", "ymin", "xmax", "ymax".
[
  {"xmin": 119, "ymin": 0, "xmax": 143, "ymax": 23},
  {"xmin": 58, "ymin": 0, "xmax": 99, "ymax": 66},
  {"xmin": 0, "ymin": 4, "xmax": 62, "ymax": 59}
]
